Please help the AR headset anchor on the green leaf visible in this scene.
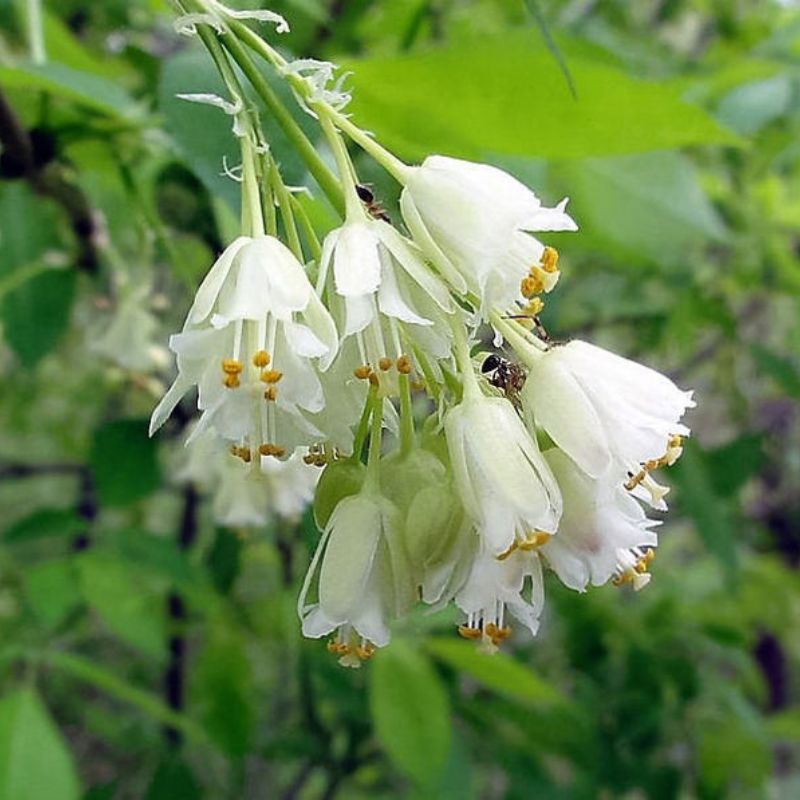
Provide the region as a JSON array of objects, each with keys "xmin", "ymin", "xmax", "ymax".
[
  {"xmin": 560, "ymin": 152, "xmax": 727, "ymax": 267},
  {"xmin": 767, "ymin": 709, "xmax": 800, "ymax": 741},
  {"xmin": 1, "ymin": 269, "xmax": 76, "ymax": 366},
  {"xmin": 343, "ymin": 31, "xmax": 737, "ymax": 161},
  {"xmin": 145, "ymin": 759, "xmax": 201, "ymax": 800},
  {"xmin": 205, "ymin": 528, "xmax": 242, "ymax": 595},
  {"xmin": 0, "ymin": 62, "xmax": 138, "ymax": 118},
  {"xmin": 191, "ymin": 626, "xmax": 255, "ymax": 756},
  {"xmin": 669, "ymin": 441, "xmax": 738, "ymax": 575},
  {"xmin": 24, "ymin": 558, "xmax": 82, "ymax": 629},
  {"xmin": 750, "ymin": 344, "xmax": 800, "ymax": 398},
  {"xmin": 716, "ymin": 74, "xmax": 792, "ymax": 136},
  {"xmin": 89, "ymin": 419, "xmax": 160, "ymax": 506},
  {"xmin": 77, "ymin": 552, "xmax": 165, "ymax": 658},
  {"xmin": 369, "ymin": 639, "xmax": 451, "ymax": 785},
  {"xmin": 3, "ymin": 509, "xmax": 84, "ymax": 544},
  {"xmin": 707, "ymin": 435, "xmax": 765, "ymax": 497},
  {"xmin": 425, "ymin": 638, "xmax": 561, "ymax": 706},
  {"xmin": 0, "ymin": 689, "xmax": 81, "ymax": 800}
]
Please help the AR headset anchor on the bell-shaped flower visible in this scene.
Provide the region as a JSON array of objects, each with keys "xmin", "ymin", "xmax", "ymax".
[
  {"xmin": 444, "ymin": 390, "xmax": 562, "ymax": 557},
  {"xmin": 298, "ymin": 491, "xmax": 414, "ymax": 666},
  {"xmin": 260, "ymin": 447, "xmax": 320, "ymax": 519},
  {"xmin": 539, "ymin": 449, "xmax": 659, "ymax": 591},
  {"xmin": 521, "ymin": 340, "xmax": 695, "ymax": 491},
  {"xmin": 318, "ymin": 214, "xmax": 453, "ymax": 382},
  {"xmin": 400, "ymin": 155, "xmax": 577, "ymax": 310},
  {"xmin": 212, "ymin": 451, "xmax": 270, "ymax": 529},
  {"xmin": 149, "ymin": 235, "xmax": 338, "ymax": 458},
  {"xmin": 455, "ymin": 543, "xmax": 546, "ymax": 652}
]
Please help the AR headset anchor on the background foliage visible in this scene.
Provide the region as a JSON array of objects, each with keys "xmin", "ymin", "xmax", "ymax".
[{"xmin": 1, "ymin": 0, "xmax": 799, "ymax": 798}]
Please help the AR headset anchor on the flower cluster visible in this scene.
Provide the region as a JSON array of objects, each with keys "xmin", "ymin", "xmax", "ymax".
[{"xmin": 152, "ymin": 1, "xmax": 695, "ymax": 665}]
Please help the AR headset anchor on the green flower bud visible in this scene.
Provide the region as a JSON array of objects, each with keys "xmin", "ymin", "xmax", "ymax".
[{"xmin": 313, "ymin": 459, "xmax": 367, "ymax": 529}]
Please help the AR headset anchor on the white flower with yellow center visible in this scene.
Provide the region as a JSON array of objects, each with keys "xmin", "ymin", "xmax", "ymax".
[
  {"xmin": 400, "ymin": 155, "xmax": 577, "ymax": 310},
  {"xmin": 149, "ymin": 235, "xmax": 338, "ymax": 458},
  {"xmin": 539, "ymin": 449, "xmax": 659, "ymax": 591},
  {"xmin": 444, "ymin": 389, "xmax": 562, "ymax": 557},
  {"xmin": 520, "ymin": 339, "xmax": 695, "ymax": 502},
  {"xmin": 455, "ymin": 543, "xmax": 546, "ymax": 653},
  {"xmin": 298, "ymin": 491, "xmax": 413, "ymax": 666}
]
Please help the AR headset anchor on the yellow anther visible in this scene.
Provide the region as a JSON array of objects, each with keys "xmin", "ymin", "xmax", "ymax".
[
  {"xmin": 378, "ymin": 357, "xmax": 393, "ymax": 372},
  {"xmin": 260, "ymin": 369, "xmax": 283, "ymax": 384},
  {"xmin": 230, "ymin": 445, "xmax": 251, "ymax": 463},
  {"xmin": 396, "ymin": 355, "xmax": 412, "ymax": 375},
  {"xmin": 264, "ymin": 387, "xmax": 277, "ymax": 401},
  {"xmin": 223, "ymin": 374, "xmax": 241, "ymax": 389},
  {"xmin": 541, "ymin": 246, "xmax": 559, "ymax": 273},
  {"xmin": 524, "ymin": 297, "xmax": 544, "ymax": 316},
  {"xmin": 273, "ymin": 445, "xmax": 286, "ymax": 458},
  {"xmin": 520, "ymin": 275, "xmax": 541, "ymax": 299},
  {"xmin": 327, "ymin": 641, "xmax": 349, "ymax": 656},
  {"xmin": 457, "ymin": 625, "xmax": 482, "ymax": 640},
  {"xmin": 496, "ymin": 541, "xmax": 519, "ymax": 562},
  {"xmin": 259, "ymin": 443, "xmax": 286, "ymax": 458},
  {"xmin": 612, "ymin": 573, "xmax": 631, "ymax": 587},
  {"xmin": 313, "ymin": 454, "xmax": 328, "ymax": 467},
  {"xmin": 624, "ymin": 468, "xmax": 648, "ymax": 492},
  {"xmin": 410, "ymin": 380, "xmax": 426, "ymax": 392},
  {"xmin": 368, "ymin": 372, "xmax": 380, "ymax": 388},
  {"xmin": 356, "ymin": 644, "xmax": 376, "ymax": 661},
  {"xmin": 643, "ymin": 548, "xmax": 655, "ymax": 564},
  {"xmin": 303, "ymin": 454, "xmax": 316, "ymax": 465},
  {"xmin": 668, "ymin": 435, "xmax": 683, "ymax": 449},
  {"xmin": 222, "ymin": 359, "xmax": 243, "ymax": 375},
  {"xmin": 485, "ymin": 623, "xmax": 512, "ymax": 645},
  {"xmin": 518, "ymin": 531, "xmax": 552, "ymax": 550},
  {"xmin": 353, "ymin": 365, "xmax": 372, "ymax": 380},
  {"xmin": 252, "ymin": 350, "xmax": 271, "ymax": 368}
]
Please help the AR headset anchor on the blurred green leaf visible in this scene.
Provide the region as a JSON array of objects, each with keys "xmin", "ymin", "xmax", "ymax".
[
  {"xmin": 89, "ymin": 419, "xmax": 160, "ymax": 506},
  {"xmin": 0, "ymin": 689, "xmax": 81, "ymax": 800},
  {"xmin": 3, "ymin": 509, "xmax": 84, "ymax": 544},
  {"xmin": 670, "ymin": 441, "xmax": 738, "ymax": 575},
  {"xmin": 707, "ymin": 435, "xmax": 765, "ymax": 497},
  {"xmin": 0, "ymin": 63, "xmax": 138, "ymax": 118},
  {"xmin": 78, "ymin": 552, "xmax": 165, "ymax": 658},
  {"xmin": 751, "ymin": 344, "xmax": 800, "ymax": 398},
  {"xmin": 1, "ymin": 269, "xmax": 76, "ymax": 366},
  {"xmin": 369, "ymin": 639, "xmax": 451, "ymax": 785},
  {"xmin": 767, "ymin": 709, "xmax": 800, "ymax": 741},
  {"xmin": 425, "ymin": 638, "xmax": 561, "ymax": 706},
  {"xmin": 24, "ymin": 558, "xmax": 82, "ymax": 629},
  {"xmin": 145, "ymin": 759, "xmax": 201, "ymax": 800},
  {"xmin": 344, "ymin": 31, "xmax": 738, "ymax": 161},
  {"xmin": 716, "ymin": 74, "xmax": 792, "ymax": 135},
  {"xmin": 561, "ymin": 152, "xmax": 727, "ymax": 267},
  {"xmin": 191, "ymin": 626, "xmax": 255, "ymax": 756},
  {"xmin": 0, "ymin": 185, "xmax": 62, "ymax": 278},
  {"xmin": 205, "ymin": 528, "xmax": 242, "ymax": 595}
]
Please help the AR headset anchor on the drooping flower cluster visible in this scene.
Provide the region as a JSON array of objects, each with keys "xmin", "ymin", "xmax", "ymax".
[{"xmin": 151, "ymin": 1, "xmax": 696, "ymax": 666}]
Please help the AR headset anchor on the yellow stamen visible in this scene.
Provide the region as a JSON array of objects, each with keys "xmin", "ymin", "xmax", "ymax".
[
  {"xmin": 223, "ymin": 374, "xmax": 241, "ymax": 389},
  {"xmin": 353, "ymin": 365, "xmax": 372, "ymax": 380},
  {"xmin": 457, "ymin": 625, "xmax": 482, "ymax": 640},
  {"xmin": 520, "ymin": 275, "xmax": 542, "ymax": 299},
  {"xmin": 222, "ymin": 359, "xmax": 243, "ymax": 375},
  {"xmin": 484, "ymin": 623, "xmax": 512, "ymax": 645},
  {"xmin": 260, "ymin": 369, "xmax": 283, "ymax": 384},
  {"xmin": 541, "ymin": 246, "xmax": 559, "ymax": 273},
  {"xmin": 252, "ymin": 350, "xmax": 271, "ymax": 368},
  {"xmin": 378, "ymin": 357, "xmax": 393, "ymax": 372},
  {"xmin": 230, "ymin": 445, "xmax": 251, "ymax": 463},
  {"xmin": 264, "ymin": 387, "xmax": 277, "ymax": 401},
  {"xmin": 396, "ymin": 355, "xmax": 412, "ymax": 375}
]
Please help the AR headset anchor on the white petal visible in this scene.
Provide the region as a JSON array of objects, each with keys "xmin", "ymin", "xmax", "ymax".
[
  {"xmin": 522, "ymin": 198, "xmax": 578, "ymax": 232},
  {"xmin": 188, "ymin": 237, "xmax": 251, "ymax": 324},
  {"xmin": 344, "ymin": 294, "xmax": 374, "ymax": 336},
  {"xmin": 284, "ymin": 321, "xmax": 329, "ymax": 358},
  {"xmin": 377, "ymin": 255, "xmax": 432, "ymax": 326},
  {"xmin": 332, "ymin": 222, "xmax": 382, "ymax": 297}
]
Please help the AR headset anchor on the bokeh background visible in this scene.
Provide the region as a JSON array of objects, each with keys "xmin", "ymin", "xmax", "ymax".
[{"xmin": 1, "ymin": 1, "xmax": 799, "ymax": 798}]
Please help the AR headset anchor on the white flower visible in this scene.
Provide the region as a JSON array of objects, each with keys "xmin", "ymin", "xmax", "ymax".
[
  {"xmin": 400, "ymin": 155, "xmax": 577, "ymax": 310},
  {"xmin": 298, "ymin": 491, "xmax": 413, "ymax": 666},
  {"xmin": 444, "ymin": 392, "xmax": 562, "ymax": 556},
  {"xmin": 521, "ymin": 340, "xmax": 695, "ymax": 488},
  {"xmin": 90, "ymin": 287, "xmax": 167, "ymax": 372},
  {"xmin": 540, "ymin": 449, "xmax": 659, "ymax": 591},
  {"xmin": 149, "ymin": 235, "xmax": 338, "ymax": 457},
  {"xmin": 261, "ymin": 447, "xmax": 320, "ymax": 518},
  {"xmin": 318, "ymin": 217, "xmax": 452, "ymax": 367},
  {"xmin": 212, "ymin": 451, "xmax": 270, "ymax": 528},
  {"xmin": 455, "ymin": 544, "xmax": 546, "ymax": 652}
]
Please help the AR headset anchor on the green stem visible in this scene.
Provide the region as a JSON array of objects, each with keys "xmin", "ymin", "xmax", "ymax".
[
  {"xmin": 350, "ymin": 382, "xmax": 378, "ymax": 462},
  {"xmin": 225, "ymin": 15, "xmax": 411, "ymax": 184},
  {"xmin": 241, "ymin": 134, "xmax": 265, "ymax": 236},
  {"xmin": 319, "ymin": 113, "xmax": 363, "ymax": 220},
  {"xmin": 214, "ymin": 23, "xmax": 345, "ymax": 215},
  {"xmin": 290, "ymin": 194, "xmax": 322, "ymax": 261},
  {"xmin": 398, "ymin": 373, "xmax": 415, "ymax": 456},
  {"xmin": 364, "ymin": 390, "xmax": 384, "ymax": 491},
  {"xmin": 449, "ymin": 312, "xmax": 480, "ymax": 400},
  {"xmin": 43, "ymin": 651, "xmax": 209, "ymax": 745},
  {"xmin": 269, "ymin": 156, "xmax": 304, "ymax": 259},
  {"xmin": 25, "ymin": 0, "xmax": 46, "ymax": 65},
  {"xmin": 488, "ymin": 309, "xmax": 547, "ymax": 365}
]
